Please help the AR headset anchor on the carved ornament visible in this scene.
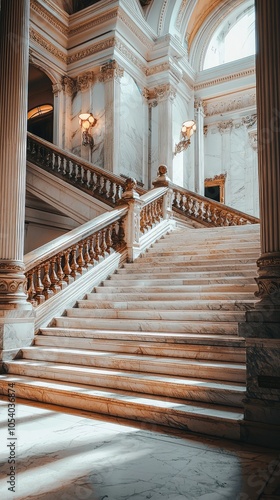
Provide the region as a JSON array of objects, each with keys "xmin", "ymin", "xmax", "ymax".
[
  {"xmin": 69, "ymin": 10, "xmax": 118, "ymax": 36},
  {"xmin": 205, "ymin": 93, "xmax": 256, "ymax": 117},
  {"xmin": 114, "ymin": 39, "xmax": 146, "ymax": 73},
  {"xmin": 176, "ymin": 0, "xmax": 188, "ymax": 28},
  {"xmin": 249, "ymin": 131, "xmax": 258, "ymax": 151},
  {"xmin": 29, "ymin": 28, "xmax": 67, "ymax": 63},
  {"xmin": 77, "ymin": 71, "xmax": 95, "ymax": 91},
  {"xmin": 217, "ymin": 120, "xmax": 233, "ymax": 134},
  {"xmin": 242, "ymin": 114, "xmax": 257, "ymax": 128},
  {"xmin": 30, "ymin": 0, "xmax": 68, "ymax": 36},
  {"xmin": 99, "ymin": 61, "xmax": 124, "ymax": 83},
  {"xmin": 52, "ymin": 83, "xmax": 63, "ymax": 95},
  {"xmin": 147, "ymin": 84, "xmax": 177, "ymax": 106},
  {"xmin": 61, "ymin": 75, "xmax": 77, "ymax": 96},
  {"xmin": 255, "ymin": 254, "xmax": 280, "ymax": 301},
  {"xmin": 194, "ymin": 68, "xmax": 255, "ymax": 92},
  {"xmin": 68, "ymin": 37, "xmax": 115, "ymax": 64}
]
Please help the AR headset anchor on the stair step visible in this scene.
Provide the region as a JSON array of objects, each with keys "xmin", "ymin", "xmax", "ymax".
[
  {"xmin": 19, "ymin": 346, "xmax": 245, "ymax": 382},
  {"xmin": 54, "ymin": 317, "xmax": 239, "ymax": 334},
  {"xmin": 4, "ymin": 359, "xmax": 244, "ymax": 403},
  {"xmin": 65, "ymin": 308, "xmax": 246, "ymax": 322},
  {"xmin": 145, "ymin": 249, "xmax": 260, "ymax": 257},
  {"xmin": 95, "ymin": 284, "xmax": 256, "ymax": 294},
  {"xmin": 123, "ymin": 262, "xmax": 257, "ymax": 272},
  {"xmin": 102, "ymin": 277, "xmax": 255, "ymax": 286},
  {"xmin": 40, "ymin": 328, "xmax": 245, "ymax": 346},
  {"xmin": 78, "ymin": 299, "xmax": 256, "ymax": 311},
  {"xmin": 35, "ymin": 336, "xmax": 246, "ymax": 361},
  {"xmin": 152, "ymin": 241, "xmax": 260, "ymax": 249},
  {"xmin": 0, "ymin": 375, "xmax": 243, "ymax": 440},
  {"xmin": 88, "ymin": 292, "xmax": 256, "ymax": 301},
  {"xmin": 139, "ymin": 255, "xmax": 258, "ymax": 264},
  {"xmin": 115, "ymin": 269, "xmax": 255, "ymax": 278}
]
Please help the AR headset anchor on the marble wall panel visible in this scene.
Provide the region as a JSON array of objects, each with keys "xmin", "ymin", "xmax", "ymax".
[
  {"xmin": 119, "ymin": 73, "xmax": 145, "ymax": 183},
  {"xmin": 91, "ymin": 82, "xmax": 105, "ymax": 168}
]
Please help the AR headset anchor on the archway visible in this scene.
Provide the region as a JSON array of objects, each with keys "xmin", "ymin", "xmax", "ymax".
[{"xmin": 28, "ymin": 65, "xmax": 54, "ymax": 142}]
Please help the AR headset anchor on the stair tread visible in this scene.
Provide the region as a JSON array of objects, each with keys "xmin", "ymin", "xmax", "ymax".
[
  {"xmin": 0, "ymin": 374, "xmax": 244, "ymax": 420},
  {"xmin": 6, "ymin": 359, "xmax": 245, "ymax": 385},
  {"xmin": 21, "ymin": 346, "xmax": 245, "ymax": 369}
]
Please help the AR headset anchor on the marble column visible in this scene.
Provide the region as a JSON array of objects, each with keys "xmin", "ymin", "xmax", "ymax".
[
  {"xmin": 156, "ymin": 84, "xmax": 176, "ymax": 181},
  {"xmin": 239, "ymin": 0, "xmax": 280, "ymax": 448},
  {"xmin": 0, "ymin": 0, "xmax": 34, "ymax": 362},
  {"xmin": 52, "ymin": 82, "xmax": 64, "ymax": 148},
  {"xmin": 99, "ymin": 61, "xmax": 123, "ymax": 174},
  {"xmin": 194, "ymin": 99, "xmax": 205, "ymax": 195}
]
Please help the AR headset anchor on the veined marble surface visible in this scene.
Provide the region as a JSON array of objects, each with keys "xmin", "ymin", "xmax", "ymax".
[{"xmin": 0, "ymin": 398, "xmax": 279, "ymax": 500}]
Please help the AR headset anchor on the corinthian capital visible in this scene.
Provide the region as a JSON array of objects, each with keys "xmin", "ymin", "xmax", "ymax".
[{"xmin": 99, "ymin": 60, "xmax": 124, "ymax": 83}]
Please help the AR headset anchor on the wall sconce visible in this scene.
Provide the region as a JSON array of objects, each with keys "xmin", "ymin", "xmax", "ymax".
[
  {"xmin": 174, "ymin": 120, "xmax": 196, "ymax": 155},
  {"xmin": 78, "ymin": 112, "xmax": 97, "ymax": 150}
]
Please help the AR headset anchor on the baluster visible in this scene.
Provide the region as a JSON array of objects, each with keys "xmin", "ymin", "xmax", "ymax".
[
  {"xmin": 118, "ymin": 218, "xmax": 126, "ymax": 247},
  {"xmin": 115, "ymin": 184, "xmax": 121, "ymax": 202},
  {"xmin": 70, "ymin": 245, "xmax": 79, "ymax": 279},
  {"xmin": 53, "ymin": 153, "xmax": 59, "ymax": 172},
  {"xmin": 94, "ymin": 174, "xmax": 101, "ymax": 194},
  {"xmin": 83, "ymin": 239, "xmax": 92, "ymax": 268},
  {"xmin": 63, "ymin": 158, "xmax": 69, "ymax": 177},
  {"xmin": 34, "ymin": 266, "xmax": 45, "ymax": 304},
  {"xmin": 100, "ymin": 229, "xmax": 107, "ymax": 257},
  {"xmin": 36, "ymin": 144, "xmax": 43, "ymax": 164},
  {"xmin": 46, "ymin": 150, "xmax": 52, "ymax": 169},
  {"xmin": 63, "ymin": 250, "xmax": 74, "ymax": 284},
  {"xmin": 42, "ymin": 262, "xmax": 54, "ymax": 300},
  {"xmin": 88, "ymin": 235, "xmax": 96, "ymax": 265},
  {"xmin": 88, "ymin": 170, "xmax": 94, "ymax": 190},
  {"xmin": 179, "ymin": 193, "xmax": 185, "ymax": 211},
  {"xmin": 101, "ymin": 177, "xmax": 108, "ymax": 197},
  {"xmin": 94, "ymin": 232, "xmax": 102, "ymax": 260},
  {"xmin": 26, "ymin": 271, "xmax": 37, "ymax": 305},
  {"xmin": 140, "ymin": 207, "xmax": 146, "ymax": 233},
  {"xmin": 106, "ymin": 225, "xmax": 113, "ymax": 253},
  {"xmin": 111, "ymin": 222, "xmax": 119, "ymax": 248},
  {"xmin": 108, "ymin": 181, "xmax": 115, "ymax": 203},
  {"xmin": 56, "ymin": 254, "xmax": 67, "ymax": 289},
  {"xmin": 82, "ymin": 167, "xmax": 88, "ymax": 186},
  {"xmin": 77, "ymin": 242, "xmax": 86, "ymax": 274},
  {"xmin": 49, "ymin": 258, "xmax": 61, "ymax": 294}
]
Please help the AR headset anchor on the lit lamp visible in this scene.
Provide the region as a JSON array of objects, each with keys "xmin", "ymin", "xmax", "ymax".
[
  {"xmin": 78, "ymin": 112, "xmax": 97, "ymax": 150},
  {"xmin": 174, "ymin": 120, "xmax": 196, "ymax": 155}
]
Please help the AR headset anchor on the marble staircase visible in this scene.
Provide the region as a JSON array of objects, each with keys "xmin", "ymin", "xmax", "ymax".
[{"xmin": 1, "ymin": 224, "xmax": 261, "ymax": 440}]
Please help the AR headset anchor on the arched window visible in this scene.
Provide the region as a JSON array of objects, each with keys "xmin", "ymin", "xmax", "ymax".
[{"xmin": 203, "ymin": 5, "xmax": 255, "ymax": 70}]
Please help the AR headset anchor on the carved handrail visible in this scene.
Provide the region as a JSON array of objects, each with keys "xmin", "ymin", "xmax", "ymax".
[
  {"xmin": 172, "ymin": 185, "xmax": 260, "ymax": 226},
  {"xmin": 27, "ymin": 132, "xmax": 145, "ymax": 208},
  {"xmin": 24, "ymin": 207, "xmax": 127, "ymax": 306}
]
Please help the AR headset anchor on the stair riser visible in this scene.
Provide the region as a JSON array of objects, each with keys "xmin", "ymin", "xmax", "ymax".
[
  {"xmin": 102, "ymin": 278, "xmax": 255, "ymax": 286},
  {"xmin": 4, "ymin": 364, "xmax": 244, "ymax": 405},
  {"xmin": 78, "ymin": 299, "xmax": 255, "ymax": 312},
  {"xmin": 54, "ymin": 317, "xmax": 238, "ymax": 334},
  {"xmin": 152, "ymin": 242, "xmax": 260, "ymax": 249},
  {"xmin": 40, "ymin": 329, "xmax": 245, "ymax": 346},
  {"xmin": 0, "ymin": 380, "xmax": 242, "ymax": 440},
  {"xmin": 34, "ymin": 337, "xmax": 246, "ymax": 361},
  {"xmin": 139, "ymin": 256, "xmax": 258, "ymax": 264},
  {"xmin": 19, "ymin": 351, "xmax": 245, "ymax": 383},
  {"xmin": 146, "ymin": 249, "xmax": 260, "ymax": 257},
  {"xmin": 114, "ymin": 270, "xmax": 255, "ymax": 278},
  {"xmin": 65, "ymin": 309, "xmax": 245, "ymax": 322},
  {"xmin": 123, "ymin": 264, "xmax": 257, "ymax": 272}
]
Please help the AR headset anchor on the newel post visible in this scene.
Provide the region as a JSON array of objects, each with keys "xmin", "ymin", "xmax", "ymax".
[
  {"xmin": 152, "ymin": 165, "xmax": 174, "ymax": 220},
  {"xmin": 121, "ymin": 178, "xmax": 143, "ymax": 262}
]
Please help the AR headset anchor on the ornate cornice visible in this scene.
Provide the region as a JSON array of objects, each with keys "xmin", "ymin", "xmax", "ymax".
[
  {"xmin": 31, "ymin": 0, "xmax": 68, "ymax": 36},
  {"xmin": 117, "ymin": 11, "xmax": 154, "ymax": 51},
  {"xmin": 114, "ymin": 39, "xmax": 146, "ymax": 73},
  {"xmin": 67, "ymin": 37, "xmax": 115, "ymax": 64},
  {"xmin": 69, "ymin": 9, "xmax": 118, "ymax": 36},
  {"xmin": 195, "ymin": 68, "xmax": 255, "ymax": 91},
  {"xmin": 205, "ymin": 92, "xmax": 256, "ymax": 117},
  {"xmin": 146, "ymin": 61, "xmax": 182, "ymax": 83},
  {"xmin": 30, "ymin": 28, "xmax": 67, "ymax": 63},
  {"xmin": 99, "ymin": 61, "xmax": 124, "ymax": 83}
]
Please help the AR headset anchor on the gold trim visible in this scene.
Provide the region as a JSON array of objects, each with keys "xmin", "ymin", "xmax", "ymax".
[{"xmin": 204, "ymin": 174, "xmax": 226, "ymax": 204}]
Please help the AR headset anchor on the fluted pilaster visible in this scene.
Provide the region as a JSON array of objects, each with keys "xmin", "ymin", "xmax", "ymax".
[
  {"xmin": 255, "ymin": 0, "xmax": 280, "ymax": 305},
  {"xmin": 0, "ymin": 0, "xmax": 30, "ymax": 305}
]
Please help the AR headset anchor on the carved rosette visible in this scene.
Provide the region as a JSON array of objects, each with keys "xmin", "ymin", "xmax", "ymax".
[
  {"xmin": 99, "ymin": 61, "xmax": 124, "ymax": 83},
  {"xmin": 0, "ymin": 261, "xmax": 28, "ymax": 304},
  {"xmin": 255, "ymin": 254, "xmax": 280, "ymax": 305}
]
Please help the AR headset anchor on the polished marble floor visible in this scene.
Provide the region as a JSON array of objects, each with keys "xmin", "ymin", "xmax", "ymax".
[{"xmin": 0, "ymin": 397, "xmax": 279, "ymax": 500}]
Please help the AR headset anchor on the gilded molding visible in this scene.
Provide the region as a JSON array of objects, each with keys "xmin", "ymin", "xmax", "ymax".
[
  {"xmin": 195, "ymin": 68, "xmax": 255, "ymax": 92},
  {"xmin": 67, "ymin": 37, "xmax": 115, "ymax": 64},
  {"xmin": 30, "ymin": 0, "xmax": 68, "ymax": 36},
  {"xmin": 99, "ymin": 61, "xmax": 124, "ymax": 83},
  {"xmin": 29, "ymin": 28, "xmax": 67, "ymax": 63}
]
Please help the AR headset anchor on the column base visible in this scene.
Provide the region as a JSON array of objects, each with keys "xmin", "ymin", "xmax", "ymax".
[{"xmin": 0, "ymin": 306, "xmax": 35, "ymax": 369}]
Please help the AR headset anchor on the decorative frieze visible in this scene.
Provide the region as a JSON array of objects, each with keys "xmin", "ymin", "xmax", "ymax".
[
  {"xmin": 205, "ymin": 92, "xmax": 256, "ymax": 117},
  {"xmin": 68, "ymin": 37, "xmax": 115, "ymax": 64},
  {"xmin": 99, "ymin": 61, "xmax": 124, "ymax": 83},
  {"xmin": 30, "ymin": 0, "xmax": 68, "ymax": 36},
  {"xmin": 69, "ymin": 10, "xmax": 118, "ymax": 36},
  {"xmin": 114, "ymin": 39, "xmax": 146, "ymax": 73},
  {"xmin": 255, "ymin": 255, "xmax": 280, "ymax": 302},
  {"xmin": 29, "ymin": 28, "xmax": 67, "ymax": 63}
]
